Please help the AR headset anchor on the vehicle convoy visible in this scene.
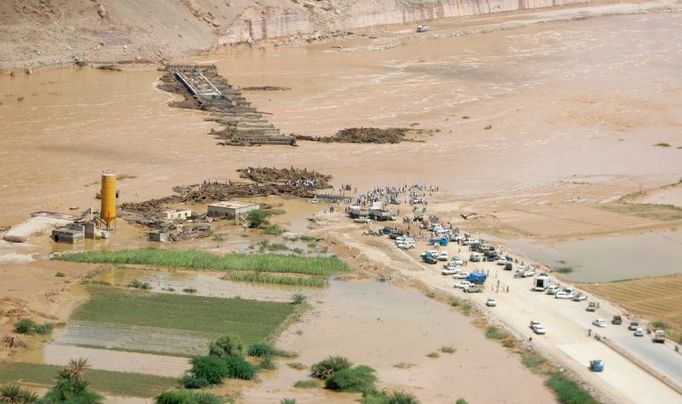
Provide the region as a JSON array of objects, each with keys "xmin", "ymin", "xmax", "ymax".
[
  {"xmin": 590, "ymin": 359, "xmax": 605, "ymax": 372},
  {"xmin": 653, "ymin": 329, "xmax": 666, "ymax": 343},
  {"xmin": 533, "ymin": 275, "xmax": 550, "ymax": 291},
  {"xmin": 634, "ymin": 327, "xmax": 645, "ymax": 337},
  {"xmin": 628, "ymin": 321, "xmax": 639, "ymax": 331}
]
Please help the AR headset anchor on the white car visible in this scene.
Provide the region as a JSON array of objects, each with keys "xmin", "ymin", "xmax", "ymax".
[
  {"xmin": 441, "ymin": 267, "xmax": 460, "ymax": 275},
  {"xmin": 555, "ymin": 291, "xmax": 574, "ymax": 299},
  {"xmin": 546, "ymin": 285, "xmax": 560, "ymax": 295},
  {"xmin": 496, "ymin": 257, "xmax": 507, "ymax": 265},
  {"xmin": 437, "ymin": 251, "xmax": 449, "ymax": 261},
  {"xmin": 532, "ymin": 323, "xmax": 546, "ymax": 335},
  {"xmin": 486, "ymin": 298, "xmax": 497, "ymax": 307},
  {"xmin": 452, "ymin": 271, "xmax": 470, "ymax": 279},
  {"xmin": 529, "ymin": 320, "xmax": 541, "ymax": 329},
  {"xmin": 573, "ymin": 293, "xmax": 587, "ymax": 301},
  {"xmin": 455, "ymin": 281, "xmax": 473, "ymax": 289},
  {"xmin": 634, "ymin": 327, "xmax": 645, "ymax": 337},
  {"xmin": 451, "ymin": 257, "xmax": 464, "ymax": 266},
  {"xmin": 593, "ymin": 319, "xmax": 606, "ymax": 328},
  {"xmin": 421, "ymin": 250, "xmax": 438, "ymax": 258}
]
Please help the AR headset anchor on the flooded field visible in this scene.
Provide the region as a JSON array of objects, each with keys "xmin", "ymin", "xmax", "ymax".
[
  {"xmin": 241, "ymin": 279, "xmax": 555, "ymax": 403},
  {"xmin": 508, "ymin": 229, "xmax": 682, "ymax": 282}
]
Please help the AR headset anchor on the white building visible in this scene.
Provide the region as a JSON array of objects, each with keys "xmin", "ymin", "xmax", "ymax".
[
  {"xmin": 207, "ymin": 201, "xmax": 260, "ymax": 220},
  {"xmin": 163, "ymin": 209, "xmax": 192, "ymax": 220}
]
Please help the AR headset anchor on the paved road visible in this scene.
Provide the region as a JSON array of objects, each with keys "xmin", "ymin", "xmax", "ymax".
[{"xmin": 372, "ymin": 235, "xmax": 682, "ymax": 404}]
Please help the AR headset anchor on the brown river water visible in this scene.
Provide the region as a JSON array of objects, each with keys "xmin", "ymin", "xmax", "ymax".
[{"xmin": 0, "ymin": 13, "xmax": 681, "ymax": 228}]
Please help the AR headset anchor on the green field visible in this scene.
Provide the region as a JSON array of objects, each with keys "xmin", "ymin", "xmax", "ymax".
[
  {"xmin": 0, "ymin": 362, "xmax": 178, "ymax": 397},
  {"xmin": 74, "ymin": 286, "xmax": 296, "ymax": 345},
  {"xmin": 227, "ymin": 272, "xmax": 328, "ymax": 287},
  {"xmin": 55, "ymin": 248, "xmax": 349, "ymax": 276}
]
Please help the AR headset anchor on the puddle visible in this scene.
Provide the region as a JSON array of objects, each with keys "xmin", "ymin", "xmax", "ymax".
[{"xmin": 508, "ymin": 230, "xmax": 682, "ymax": 282}]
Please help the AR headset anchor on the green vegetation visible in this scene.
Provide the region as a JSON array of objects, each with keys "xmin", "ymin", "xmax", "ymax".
[
  {"xmin": 521, "ymin": 352, "xmax": 548, "ymax": 373},
  {"xmin": 651, "ymin": 320, "xmax": 669, "ymax": 329},
  {"xmin": 426, "ymin": 352, "xmax": 439, "ymax": 358},
  {"xmin": 440, "ymin": 346, "xmax": 456, "ymax": 354},
  {"xmin": 0, "ymin": 384, "xmax": 38, "ymax": 403},
  {"xmin": 210, "ymin": 335, "xmax": 245, "ymax": 359},
  {"xmin": 362, "ymin": 390, "xmax": 420, "ymax": 404},
  {"xmin": 311, "ymin": 356, "xmax": 352, "ymax": 380},
  {"xmin": 287, "ymin": 362, "xmax": 306, "ymax": 370},
  {"xmin": 555, "ymin": 266, "xmax": 574, "ymax": 274},
  {"xmin": 73, "ymin": 286, "xmax": 295, "ymax": 345},
  {"xmin": 258, "ymin": 355, "xmax": 276, "ymax": 370},
  {"xmin": 300, "ymin": 236, "xmax": 317, "ymax": 242},
  {"xmin": 248, "ymin": 342, "xmax": 276, "ymax": 358},
  {"xmin": 545, "ymin": 373, "xmax": 598, "ymax": 404},
  {"xmin": 247, "ymin": 209, "xmax": 274, "ymax": 228},
  {"xmin": 55, "ymin": 248, "xmax": 349, "ymax": 276},
  {"xmin": 42, "ymin": 358, "xmax": 103, "ymax": 403},
  {"xmin": 55, "ymin": 272, "xmax": 66, "ymax": 278},
  {"xmin": 227, "ymin": 272, "xmax": 327, "ymax": 288},
  {"xmin": 325, "ymin": 365, "xmax": 377, "ymax": 393},
  {"xmin": 600, "ymin": 202, "xmax": 682, "ymax": 221},
  {"xmin": 654, "ymin": 142, "xmax": 671, "ymax": 147},
  {"xmin": 0, "ymin": 362, "xmax": 178, "ymax": 398},
  {"xmin": 455, "ymin": 399, "xmax": 469, "ymax": 404},
  {"xmin": 261, "ymin": 224, "xmax": 286, "ymax": 235},
  {"xmin": 16, "ymin": 96, "xmax": 24, "ymax": 102},
  {"xmin": 155, "ymin": 390, "xmax": 225, "ymax": 404},
  {"xmin": 449, "ymin": 297, "xmax": 472, "ymax": 316},
  {"xmin": 128, "ymin": 279, "xmax": 152, "ymax": 289},
  {"xmin": 294, "ymin": 379, "xmax": 319, "ymax": 388},
  {"xmin": 183, "ymin": 334, "xmax": 258, "ymax": 389},
  {"xmin": 14, "ymin": 319, "xmax": 53, "ymax": 336},
  {"xmin": 183, "ymin": 288, "xmax": 198, "ymax": 293},
  {"xmin": 280, "ymin": 399, "xmax": 297, "ymax": 404},
  {"xmin": 485, "ymin": 326, "xmax": 507, "ymax": 340},
  {"xmin": 292, "ymin": 293, "xmax": 307, "ymax": 305}
]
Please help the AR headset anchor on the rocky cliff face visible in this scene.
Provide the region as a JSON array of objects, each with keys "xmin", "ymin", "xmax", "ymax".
[{"xmin": 0, "ymin": 0, "xmax": 587, "ymax": 69}]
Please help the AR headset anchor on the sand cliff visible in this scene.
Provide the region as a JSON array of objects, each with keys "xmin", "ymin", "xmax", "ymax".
[{"xmin": 0, "ymin": 0, "xmax": 587, "ymax": 69}]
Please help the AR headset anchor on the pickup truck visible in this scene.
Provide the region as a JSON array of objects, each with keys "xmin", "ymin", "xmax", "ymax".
[
  {"xmin": 652, "ymin": 329, "xmax": 666, "ymax": 343},
  {"xmin": 464, "ymin": 283, "xmax": 484, "ymax": 293}
]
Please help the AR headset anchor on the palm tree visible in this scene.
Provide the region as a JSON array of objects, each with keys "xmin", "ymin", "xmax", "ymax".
[
  {"xmin": 0, "ymin": 384, "xmax": 38, "ymax": 403},
  {"xmin": 59, "ymin": 358, "xmax": 90, "ymax": 383}
]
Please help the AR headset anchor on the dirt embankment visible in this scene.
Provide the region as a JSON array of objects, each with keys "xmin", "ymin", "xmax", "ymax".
[
  {"xmin": 295, "ymin": 127, "xmax": 436, "ymax": 144},
  {"xmin": 0, "ymin": 0, "xmax": 588, "ymax": 70}
]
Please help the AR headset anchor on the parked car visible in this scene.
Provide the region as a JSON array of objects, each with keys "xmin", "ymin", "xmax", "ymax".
[
  {"xmin": 437, "ymin": 251, "xmax": 449, "ymax": 261},
  {"xmin": 454, "ymin": 280, "xmax": 473, "ymax": 289},
  {"xmin": 593, "ymin": 319, "xmax": 606, "ymax": 328},
  {"xmin": 586, "ymin": 301, "xmax": 599, "ymax": 311},
  {"xmin": 532, "ymin": 323, "xmax": 546, "ymax": 335},
  {"xmin": 451, "ymin": 257, "xmax": 464, "ymax": 266},
  {"xmin": 469, "ymin": 253, "xmax": 481, "ymax": 262},
  {"xmin": 497, "ymin": 257, "xmax": 507, "ymax": 265},
  {"xmin": 464, "ymin": 283, "xmax": 484, "ymax": 293},
  {"xmin": 486, "ymin": 297, "xmax": 497, "ymax": 307},
  {"xmin": 441, "ymin": 267, "xmax": 460, "ymax": 275},
  {"xmin": 452, "ymin": 271, "xmax": 470, "ymax": 279},
  {"xmin": 504, "ymin": 262, "xmax": 513, "ymax": 271},
  {"xmin": 529, "ymin": 320, "xmax": 541, "ymax": 328},
  {"xmin": 555, "ymin": 291, "xmax": 574, "ymax": 299},
  {"xmin": 546, "ymin": 285, "xmax": 560, "ymax": 295},
  {"xmin": 589, "ymin": 359, "xmax": 604, "ymax": 372},
  {"xmin": 573, "ymin": 293, "xmax": 587, "ymax": 302},
  {"xmin": 628, "ymin": 321, "xmax": 639, "ymax": 331},
  {"xmin": 611, "ymin": 315, "xmax": 622, "ymax": 325},
  {"xmin": 634, "ymin": 327, "xmax": 645, "ymax": 337}
]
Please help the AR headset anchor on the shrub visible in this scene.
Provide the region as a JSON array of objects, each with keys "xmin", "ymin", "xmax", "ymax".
[
  {"xmin": 280, "ymin": 399, "xmax": 297, "ymax": 404},
  {"xmin": 426, "ymin": 352, "xmax": 439, "ymax": 358},
  {"xmin": 155, "ymin": 390, "xmax": 224, "ymax": 404},
  {"xmin": 259, "ymin": 355, "xmax": 276, "ymax": 370},
  {"xmin": 440, "ymin": 346, "xmax": 456, "ymax": 354},
  {"xmin": 545, "ymin": 372, "xmax": 597, "ymax": 404},
  {"xmin": 183, "ymin": 288, "xmax": 198, "ymax": 293},
  {"xmin": 362, "ymin": 390, "xmax": 420, "ymax": 404},
  {"xmin": 43, "ymin": 359, "xmax": 103, "ymax": 403},
  {"xmin": 14, "ymin": 319, "xmax": 52, "ymax": 335},
  {"xmin": 209, "ymin": 334, "xmax": 244, "ymax": 359},
  {"xmin": 248, "ymin": 342, "xmax": 277, "ymax": 357},
  {"xmin": 247, "ymin": 210, "xmax": 274, "ymax": 228},
  {"xmin": 128, "ymin": 279, "xmax": 152, "ymax": 289},
  {"xmin": 287, "ymin": 362, "xmax": 306, "ymax": 370},
  {"xmin": 261, "ymin": 224, "xmax": 285, "ymax": 235},
  {"xmin": 294, "ymin": 379, "xmax": 319, "ymax": 388},
  {"xmin": 14, "ymin": 319, "xmax": 37, "ymax": 334},
  {"xmin": 55, "ymin": 272, "xmax": 66, "ymax": 277},
  {"xmin": 311, "ymin": 356, "xmax": 352, "ymax": 380},
  {"xmin": 651, "ymin": 320, "xmax": 668, "ymax": 329},
  {"xmin": 224, "ymin": 356, "xmax": 257, "ymax": 380},
  {"xmin": 325, "ymin": 365, "xmax": 377, "ymax": 393},
  {"xmin": 485, "ymin": 326, "xmax": 506, "ymax": 340},
  {"xmin": 455, "ymin": 399, "xmax": 469, "ymax": 404},
  {"xmin": 181, "ymin": 375, "xmax": 210, "ymax": 389},
  {"xmin": 0, "ymin": 384, "xmax": 39, "ymax": 403},
  {"xmin": 555, "ymin": 267, "xmax": 573, "ymax": 274},
  {"xmin": 186, "ymin": 356, "xmax": 229, "ymax": 386},
  {"xmin": 292, "ymin": 293, "xmax": 307, "ymax": 305}
]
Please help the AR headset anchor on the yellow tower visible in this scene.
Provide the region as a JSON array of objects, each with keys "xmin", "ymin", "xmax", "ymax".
[{"xmin": 100, "ymin": 173, "xmax": 117, "ymax": 229}]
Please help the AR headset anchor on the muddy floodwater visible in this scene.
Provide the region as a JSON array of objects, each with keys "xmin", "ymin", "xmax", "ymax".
[
  {"xmin": 241, "ymin": 279, "xmax": 555, "ymax": 403},
  {"xmin": 0, "ymin": 13, "xmax": 681, "ymax": 227},
  {"xmin": 508, "ymin": 229, "xmax": 682, "ymax": 282}
]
